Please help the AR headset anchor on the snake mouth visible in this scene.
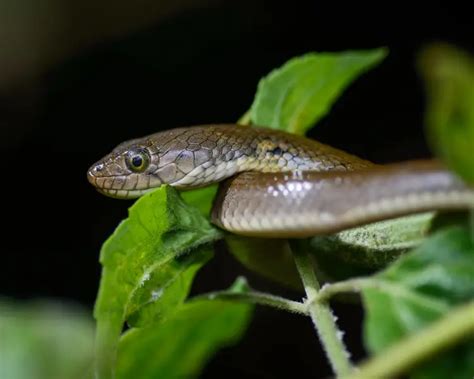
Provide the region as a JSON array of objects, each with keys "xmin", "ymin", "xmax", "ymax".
[
  {"xmin": 88, "ymin": 169, "xmax": 155, "ymax": 199},
  {"xmin": 97, "ymin": 187, "xmax": 153, "ymax": 199}
]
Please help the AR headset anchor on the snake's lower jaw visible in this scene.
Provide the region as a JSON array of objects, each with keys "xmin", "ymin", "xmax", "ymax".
[
  {"xmin": 96, "ymin": 187, "xmax": 153, "ymax": 199},
  {"xmin": 87, "ymin": 167, "xmax": 154, "ymax": 199}
]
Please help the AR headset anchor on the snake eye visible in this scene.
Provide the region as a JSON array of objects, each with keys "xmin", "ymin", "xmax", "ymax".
[{"xmin": 126, "ymin": 149, "xmax": 150, "ymax": 172}]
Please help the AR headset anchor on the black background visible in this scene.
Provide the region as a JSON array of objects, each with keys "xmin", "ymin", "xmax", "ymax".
[{"xmin": 1, "ymin": 1, "xmax": 472, "ymax": 378}]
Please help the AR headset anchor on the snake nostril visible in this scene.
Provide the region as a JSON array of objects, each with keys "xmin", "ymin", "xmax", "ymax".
[{"xmin": 87, "ymin": 163, "xmax": 105, "ymax": 185}]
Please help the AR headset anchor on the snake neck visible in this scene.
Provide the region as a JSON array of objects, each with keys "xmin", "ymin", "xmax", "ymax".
[{"xmin": 171, "ymin": 125, "xmax": 373, "ymax": 188}]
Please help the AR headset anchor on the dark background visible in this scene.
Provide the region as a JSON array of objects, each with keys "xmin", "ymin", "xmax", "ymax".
[{"xmin": 1, "ymin": 1, "xmax": 472, "ymax": 378}]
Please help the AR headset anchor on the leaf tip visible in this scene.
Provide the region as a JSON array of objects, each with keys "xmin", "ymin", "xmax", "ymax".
[{"xmin": 229, "ymin": 276, "xmax": 251, "ymax": 293}]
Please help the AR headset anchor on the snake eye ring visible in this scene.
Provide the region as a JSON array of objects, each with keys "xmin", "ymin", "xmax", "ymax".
[{"xmin": 126, "ymin": 148, "xmax": 150, "ymax": 173}]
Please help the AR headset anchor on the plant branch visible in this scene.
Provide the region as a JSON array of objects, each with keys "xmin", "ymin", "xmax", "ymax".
[
  {"xmin": 316, "ymin": 277, "xmax": 377, "ymax": 303},
  {"xmin": 290, "ymin": 239, "xmax": 353, "ymax": 377},
  {"xmin": 194, "ymin": 289, "xmax": 308, "ymax": 315},
  {"xmin": 345, "ymin": 301, "xmax": 474, "ymax": 379}
]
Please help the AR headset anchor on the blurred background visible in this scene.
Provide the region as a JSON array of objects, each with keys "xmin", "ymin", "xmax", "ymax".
[{"xmin": 1, "ymin": 1, "xmax": 472, "ymax": 377}]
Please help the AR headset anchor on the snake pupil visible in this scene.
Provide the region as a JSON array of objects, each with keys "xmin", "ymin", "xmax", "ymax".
[{"xmin": 132, "ymin": 155, "xmax": 143, "ymax": 167}]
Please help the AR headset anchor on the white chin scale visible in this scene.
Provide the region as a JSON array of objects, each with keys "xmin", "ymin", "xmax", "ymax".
[{"xmin": 99, "ymin": 188, "xmax": 154, "ymax": 199}]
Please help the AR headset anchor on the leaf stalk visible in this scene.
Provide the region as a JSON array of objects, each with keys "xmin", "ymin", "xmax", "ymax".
[
  {"xmin": 290, "ymin": 239, "xmax": 353, "ymax": 377},
  {"xmin": 345, "ymin": 302, "xmax": 474, "ymax": 379}
]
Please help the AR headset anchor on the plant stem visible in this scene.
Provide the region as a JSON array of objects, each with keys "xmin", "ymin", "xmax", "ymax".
[
  {"xmin": 290, "ymin": 239, "xmax": 353, "ymax": 377},
  {"xmin": 345, "ymin": 301, "xmax": 474, "ymax": 379},
  {"xmin": 194, "ymin": 289, "xmax": 308, "ymax": 315},
  {"xmin": 316, "ymin": 278, "xmax": 376, "ymax": 303}
]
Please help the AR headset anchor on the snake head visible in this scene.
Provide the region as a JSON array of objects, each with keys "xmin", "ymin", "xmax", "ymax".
[
  {"xmin": 87, "ymin": 135, "xmax": 166, "ymax": 199},
  {"xmin": 87, "ymin": 127, "xmax": 224, "ymax": 198}
]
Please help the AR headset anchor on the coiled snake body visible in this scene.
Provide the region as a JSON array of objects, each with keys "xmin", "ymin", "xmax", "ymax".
[{"xmin": 87, "ymin": 124, "xmax": 474, "ymax": 237}]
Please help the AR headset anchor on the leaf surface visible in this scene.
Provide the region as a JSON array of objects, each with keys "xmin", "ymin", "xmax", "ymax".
[
  {"xmin": 94, "ymin": 186, "xmax": 221, "ymax": 377},
  {"xmin": 250, "ymin": 48, "xmax": 387, "ymax": 134},
  {"xmin": 362, "ymin": 226, "xmax": 474, "ymax": 378},
  {"xmin": 116, "ymin": 291, "xmax": 253, "ymax": 379}
]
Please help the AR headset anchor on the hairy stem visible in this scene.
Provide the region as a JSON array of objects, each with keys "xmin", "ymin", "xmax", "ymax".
[
  {"xmin": 316, "ymin": 278, "xmax": 377, "ymax": 303},
  {"xmin": 345, "ymin": 302, "xmax": 474, "ymax": 379},
  {"xmin": 194, "ymin": 289, "xmax": 308, "ymax": 315},
  {"xmin": 290, "ymin": 239, "xmax": 353, "ymax": 377}
]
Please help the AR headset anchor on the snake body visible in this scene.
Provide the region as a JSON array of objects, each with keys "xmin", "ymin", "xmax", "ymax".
[{"xmin": 88, "ymin": 124, "xmax": 474, "ymax": 237}]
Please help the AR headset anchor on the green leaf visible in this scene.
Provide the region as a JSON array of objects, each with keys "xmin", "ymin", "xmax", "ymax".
[
  {"xmin": 225, "ymin": 235, "xmax": 302, "ymax": 290},
  {"xmin": 0, "ymin": 299, "xmax": 94, "ymax": 379},
  {"xmin": 116, "ymin": 298, "xmax": 253, "ymax": 379},
  {"xmin": 125, "ymin": 245, "xmax": 213, "ymax": 327},
  {"xmin": 250, "ymin": 48, "xmax": 387, "ymax": 134},
  {"xmin": 94, "ymin": 185, "xmax": 222, "ymax": 378},
  {"xmin": 419, "ymin": 43, "xmax": 474, "ymax": 183},
  {"xmin": 310, "ymin": 213, "xmax": 436, "ymax": 281},
  {"xmin": 362, "ymin": 226, "xmax": 474, "ymax": 378},
  {"xmin": 181, "ymin": 185, "xmax": 218, "ymax": 216}
]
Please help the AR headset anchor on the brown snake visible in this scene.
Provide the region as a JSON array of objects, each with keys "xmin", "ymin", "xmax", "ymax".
[{"xmin": 87, "ymin": 124, "xmax": 474, "ymax": 237}]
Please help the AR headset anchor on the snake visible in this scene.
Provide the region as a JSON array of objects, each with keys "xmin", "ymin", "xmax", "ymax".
[{"xmin": 87, "ymin": 124, "xmax": 474, "ymax": 238}]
